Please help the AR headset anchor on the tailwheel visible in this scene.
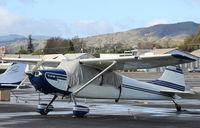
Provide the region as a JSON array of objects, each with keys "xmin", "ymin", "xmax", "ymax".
[
  {"xmin": 37, "ymin": 103, "xmax": 54, "ymax": 115},
  {"xmin": 72, "ymin": 105, "xmax": 90, "ymax": 117}
]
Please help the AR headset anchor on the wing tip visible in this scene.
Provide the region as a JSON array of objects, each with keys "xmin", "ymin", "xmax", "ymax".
[{"xmin": 172, "ymin": 54, "xmax": 196, "ymax": 62}]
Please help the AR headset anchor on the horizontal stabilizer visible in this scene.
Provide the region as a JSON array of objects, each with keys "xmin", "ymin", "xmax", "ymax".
[{"xmin": 160, "ymin": 90, "xmax": 194, "ymax": 95}]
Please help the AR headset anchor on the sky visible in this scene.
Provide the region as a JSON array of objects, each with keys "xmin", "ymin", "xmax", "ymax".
[{"xmin": 0, "ymin": 0, "xmax": 200, "ymax": 38}]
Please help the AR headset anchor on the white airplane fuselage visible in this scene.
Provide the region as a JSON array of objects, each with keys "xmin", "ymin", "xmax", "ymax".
[
  {"xmin": 73, "ymin": 75, "xmax": 170, "ymax": 100},
  {"xmin": 29, "ymin": 69, "xmax": 174, "ymax": 101}
]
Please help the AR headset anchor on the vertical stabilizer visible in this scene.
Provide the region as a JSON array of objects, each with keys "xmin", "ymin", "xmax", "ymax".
[{"xmin": 149, "ymin": 66, "xmax": 185, "ymax": 91}]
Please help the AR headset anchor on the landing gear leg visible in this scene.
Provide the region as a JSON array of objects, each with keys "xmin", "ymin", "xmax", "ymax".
[
  {"xmin": 70, "ymin": 61, "xmax": 116, "ymax": 117},
  {"xmin": 37, "ymin": 95, "xmax": 57, "ymax": 115},
  {"xmin": 172, "ymin": 99, "xmax": 182, "ymax": 112},
  {"xmin": 71, "ymin": 94, "xmax": 89, "ymax": 117}
]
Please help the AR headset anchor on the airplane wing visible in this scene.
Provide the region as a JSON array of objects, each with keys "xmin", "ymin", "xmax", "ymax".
[
  {"xmin": 79, "ymin": 54, "xmax": 195, "ymax": 70},
  {"xmin": 1, "ymin": 58, "xmax": 61, "ymax": 67},
  {"xmin": 2, "ymin": 54, "xmax": 195, "ymax": 70}
]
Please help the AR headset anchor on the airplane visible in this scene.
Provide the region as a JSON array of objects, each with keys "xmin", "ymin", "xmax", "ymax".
[
  {"xmin": 1, "ymin": 53, "xmax": 195, "ymax": 117},
  {"xmin": 0, "ymin": 63, "xmax": 27, "ymax": 89}
]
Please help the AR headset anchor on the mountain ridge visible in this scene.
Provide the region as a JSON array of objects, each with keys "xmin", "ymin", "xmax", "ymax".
[
  {"xmin": 83, "ymin": 21, "xmax": 200, "ymax": 48},
  {"xmin": 0, "ymin": 34, "xmax": 50, "ymax": 43}
]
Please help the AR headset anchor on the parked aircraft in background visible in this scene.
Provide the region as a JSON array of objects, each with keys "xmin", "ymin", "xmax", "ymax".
[
  {"xmin": 0, "ymin": 63, "xmax": 27, "ymax": 89},
  {"xmin": 1, "ymin": 53, "xmax": 195, "ymax": 117}
]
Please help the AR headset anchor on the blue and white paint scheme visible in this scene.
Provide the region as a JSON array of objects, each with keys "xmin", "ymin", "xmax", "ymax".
[
  {"xmin": 28, "ymin": 69, "xmax": 71, "ymax": 95},
  {"xmin": 0, "ymin": 63, "xmax": 27, "ymax": 89}
]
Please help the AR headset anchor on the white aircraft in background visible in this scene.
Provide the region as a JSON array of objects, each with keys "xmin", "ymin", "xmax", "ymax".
[
  {"xmin": 1, "ymin": 53, "xmax": 195, "ymax": 117},
  {"xmin": 0, "ymin": 63, "xmax": 27, "ymax": 89}
]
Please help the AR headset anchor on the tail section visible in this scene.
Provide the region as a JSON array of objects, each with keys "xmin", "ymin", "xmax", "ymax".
[
  {"xmin": 149, "ymin": 66, "xmax": 185, "ymax": 91},
  {"xmin": 0, "ymin": 63, "xmax": 27, "ymax": 85}
]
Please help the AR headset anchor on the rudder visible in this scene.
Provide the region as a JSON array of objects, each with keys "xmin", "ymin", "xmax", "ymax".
[{"xmin": 149, "ymin": 66, "xmax": 185, "ymax": 91}]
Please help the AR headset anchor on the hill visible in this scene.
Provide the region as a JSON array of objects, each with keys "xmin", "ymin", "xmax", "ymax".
[
  {"xmin": 0, "ymin": 34, "xmax": 49, "ymax": 53},
  {"xmin": 83, "ymin": 22, "xmax": 200, "ymax": 48},
  {"xmin": 0, "ymin": 34, "xmax": 27, "ymax": 43}
]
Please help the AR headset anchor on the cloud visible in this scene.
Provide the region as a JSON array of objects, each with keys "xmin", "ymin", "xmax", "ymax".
[
  {"xmin": 192, "ymin": 0, "xmax": 200, "ymax": 2},
  {"xmin": 0, "ymin": 8, "xmax": 70, "ymax": 37},
  {"xmin": 72, "ymin": 20, "xmax": 113, "ymax": 37},
  {"xmin": 18, "ymin": 0, "xmax": 35, "ymax": 4},
  {"xmin": 0, "ymin": 8, "xmax": 113, "ymax": 37},
  {"xmin": 0, "ymin": 0, "xmax": 35, "ymax": 6},
  {"xmin": 0, "ymin": 8, "xmax": 116, "ymax": 38},
  {"xmin": 146, "ymin": 19, "xmax": 169, "ymax": 27}
]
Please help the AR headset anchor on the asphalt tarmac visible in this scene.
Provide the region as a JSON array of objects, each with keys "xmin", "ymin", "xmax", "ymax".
[{"xmin": 1, "ymin": 72, "xmax": 200, "ymax": 128}]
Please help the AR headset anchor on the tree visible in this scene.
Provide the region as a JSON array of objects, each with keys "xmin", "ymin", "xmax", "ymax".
[
  {"xmin": 27, "ymin": 35, "xmax": 34, "ymax": 53},
  {"xmin": 44, "ymin": 37, "xmax": 63, "ymax": 54},
  {"xmin": 69, "ymin": 40, "xmax": 75, "ymax": 52},
  {"xmin": 16, "ymin": 46, "xmax": 28, "ymax": 54},
  {"xmin": 43, "ymin": 37, "xmax": 76, "ymax": 54},
  {"xmin": 179, "ymin": 27, "xmax": 200, "ymax": 52},
  {"xmin": 137, "ymin": 42, "xmax": 162, "ymax": 49},
  {"xmin": 72, "ymin": 36, "xmax": 86, "ymax": 53}
]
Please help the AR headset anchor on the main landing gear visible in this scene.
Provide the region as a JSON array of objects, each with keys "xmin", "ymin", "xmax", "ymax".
[
  {"xmin": 37, "ymin": 95, "xmax": 57, "ymax": 115},
  {"xmin": 36, "ymin": 94, "xmax": 89, "ymax": 117},
  {"xmin": 71, "ymin": 94, "xmax": 89, "ymax": 117}
]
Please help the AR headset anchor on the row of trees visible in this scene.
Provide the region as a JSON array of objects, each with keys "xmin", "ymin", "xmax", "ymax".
[
  {"xmin": 43, "ymin": 37, "xmax": 86, "ymax": 54},
  {"xmin": 17, "ymin": 36, "xmax": 85, "ymax": 54},
  {"xmin": 179, "ymin": 27, "xmax": 200, "ymax": 52}
]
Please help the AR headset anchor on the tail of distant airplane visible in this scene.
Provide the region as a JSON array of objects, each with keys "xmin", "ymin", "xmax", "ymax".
[
  {"xmin": 149, "ymin": 66, "xmax": 186, "ymax": 91},
  {"xmin": 0, "ymin": 63, "xmax": 27, "ymax": 89}
]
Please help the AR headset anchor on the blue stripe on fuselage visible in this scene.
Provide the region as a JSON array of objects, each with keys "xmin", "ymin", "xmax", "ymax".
[
  {"xmin": 122, "ymin": 84, "xmax": 168, "ymax": 97},
  {"xmin": 148, "ymin": 80, "xmax": 185, "ymax": 91}
]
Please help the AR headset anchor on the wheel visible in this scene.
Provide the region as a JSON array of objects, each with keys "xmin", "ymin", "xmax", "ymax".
[
  {"xmin": 37, "ymin": 103, "xmax": 54, "ymax": 115},
  {"xmin": 37, "ymin": 109, "xmax": 49, "ymax": 115},
  {"xmin": 72, "ymin": 105, "xmax": 89, "ymax": 117}
]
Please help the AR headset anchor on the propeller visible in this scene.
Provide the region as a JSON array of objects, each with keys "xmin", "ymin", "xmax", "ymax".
[{"xmin": 16, "ymin": 60, "xmax": 44, "ymax": 89}]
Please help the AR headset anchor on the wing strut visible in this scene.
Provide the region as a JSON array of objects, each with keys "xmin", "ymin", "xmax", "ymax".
[{"xmin": 72, "ymin": 61, "xmax": 117, "ymax": 100}]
